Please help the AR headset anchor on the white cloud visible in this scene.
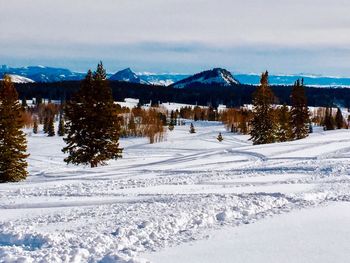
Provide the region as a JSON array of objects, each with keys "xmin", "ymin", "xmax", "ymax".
[{"xmin": 1, "ymin": 0, "xmax": 350, "ymax": 74}]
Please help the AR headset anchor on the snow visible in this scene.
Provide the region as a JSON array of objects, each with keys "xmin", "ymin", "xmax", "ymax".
[
  {"xmin": 2, "ymin": 74, "xmax": 35, "ymax": 83},
  {"xmin": 1, "ymin": 122, "xmax": 350, "ymax": 262},
  {"xmin": 145, "ymin": 202, "xmax": 350, "ymax": 263}
]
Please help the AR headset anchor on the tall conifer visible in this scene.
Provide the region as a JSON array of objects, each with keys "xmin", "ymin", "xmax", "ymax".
[
  {"xmin": 290, "ymin": 79, "xmax": 310, "ymax": 139},
  {"xmin": 335, "ymin": 108, "xmax": 344, "ymax": 129},
  {"xmin": 277, "ymin": 104, "xmax": 293, "ymax": 142},
  {"xmin": 47, "ymin": 117, "xmax": 55, "ymax": 137},
  {"xmin": 249, "ymin": 71, "xmax": 276, "ymax": 145},
  {"xmin": 33, "ymin": 117, "xmax": 38, "ymax": 134},
  {"xmin": 62, "ymin": 62, "xmax": 122, "ymax": 167},
  {"xmin": 0, "ymin": 75, "xmax": 29, "ymax": 182},
  {"xmin": 58, "ymin": 117, "xmax": 65, "ymax": 136}
]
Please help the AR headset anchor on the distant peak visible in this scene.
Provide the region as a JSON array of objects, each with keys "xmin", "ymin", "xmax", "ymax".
[
  {"xmin": 172, "ymin": 68, "xmax": 240, "ymax": 88},
  {"xmin": 109, "ymin": 67, "xmax": 149, "ymax": 84}
]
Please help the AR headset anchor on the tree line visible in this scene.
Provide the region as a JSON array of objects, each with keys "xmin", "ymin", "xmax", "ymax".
[
  {"xmin": 1, "ymin": 64, "xmax": 349, "ymax": 183},
  {"xmin": 14, "ymin": 79, "xmax": 350, "ymax": 109}
]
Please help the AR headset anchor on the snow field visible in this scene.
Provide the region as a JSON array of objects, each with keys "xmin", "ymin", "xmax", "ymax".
[{"xmin": 0, "ymin": 122, "xmax": 350, "ymax": 262}]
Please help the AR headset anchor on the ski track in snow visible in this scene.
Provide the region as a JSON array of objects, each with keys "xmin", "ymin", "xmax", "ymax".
[{"xmin": 1, "ymin": 122, "xmax": 350, "ymax": 262}]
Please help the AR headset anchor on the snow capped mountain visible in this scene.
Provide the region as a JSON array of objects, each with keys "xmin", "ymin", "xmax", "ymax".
[
  {"xmin": 234, "ymin": 73, "xmax": 350, "ymax": 87},
  {"xmin": 172, "ymin": 68, "xmax": 240, "ymax": 88},
  {"xmin": 137, "ymin": 73, "xmax": 190, "ymax": 86},
  {"xmin": 109, "ymin": 68, "xmax": 149, "ymax": 84},
  {"xmin": 0, "ymin": 65, "xmax": 84, "ymax": 82},
  {"xmin": 3, "ymin": 64, "xmax": 350, "ymax": 88},
  {"xmin": 1, "ymin": 74, "xmax": 35, "ymax": 83}
]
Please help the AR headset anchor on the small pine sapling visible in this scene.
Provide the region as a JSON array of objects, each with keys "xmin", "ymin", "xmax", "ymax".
[
  {"xmin": 189, "ymin": 123, "xmax": 196, "ymax": 133},
  {"xmin": 217, "ymin": 132, "xmax": 223, "ymax": 142}
]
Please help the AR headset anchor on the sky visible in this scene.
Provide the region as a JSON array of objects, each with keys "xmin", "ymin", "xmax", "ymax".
[{"xmin": 1, "ymin": 0, "xmax": 350, "ymax": 75}]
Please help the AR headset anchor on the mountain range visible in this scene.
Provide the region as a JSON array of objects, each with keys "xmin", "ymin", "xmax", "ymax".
[{"xmin": 2, "ymin": 64, "xmax": 350, "ymax": 88}]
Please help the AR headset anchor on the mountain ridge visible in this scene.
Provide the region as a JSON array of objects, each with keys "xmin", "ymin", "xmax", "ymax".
[{"xmin": 2, "ymin": 65, "xmax": 350, "ymax": 87}]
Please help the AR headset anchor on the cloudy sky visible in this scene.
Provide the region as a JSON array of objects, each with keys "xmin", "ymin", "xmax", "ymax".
[{"xmin": 1, "ymin": 0, "xmax": 350, "ymax": 75}]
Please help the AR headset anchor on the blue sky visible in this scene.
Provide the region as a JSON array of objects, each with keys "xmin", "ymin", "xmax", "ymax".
[{"xmin": 1, "ymin": 0, "xmax": 350, "ymax": 75}]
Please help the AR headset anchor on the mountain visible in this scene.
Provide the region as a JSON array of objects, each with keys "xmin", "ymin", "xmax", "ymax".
[
  {"xmin": 138, "ymin": 72, "xmax": 190, "ymax": 86},
  {"xmin": 1, "ymin": 74, "xmax": 35, "ymax": 83},
  {"xmin": 109, "ymin": 68, "xmax": 149, "ymax": 84},
  {"xmin": 3, "ymin": 64, "xmax": 350, "ymax": 88},
  {"xmin": 171, "ymin": 68, "xmax": 240, "ymax": 88},
  {"xmin": 0, "ymin": 65, "xmax": 84, "ymax": 82},
  {"xmin": 234, "ymin": 73, "xmax": 350, "ymax": 87}
]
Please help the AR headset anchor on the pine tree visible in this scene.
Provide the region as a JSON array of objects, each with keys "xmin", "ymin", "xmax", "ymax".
[
  {"xmin": 249, "ymin": 71, "xmax": 276, "ymax": 145},
  {"xmin": 33, "ymin": 117, "xmax": 38, "ymax": 134},
  {"xmin": 189, "ymin": 123, "xmax": 196, "ymax": 133},
  {"xmin": 217, "ymin": 132, "xmax": 223, "ymax": 142},
  {"xmin": 324, "ymin": 107, "xmax": 335, "ymax": 130},
  {"xmin": 47, "ymin": 117, "xmax": 55, "ymax": 137},
  {"xmin": 128, "ymin": 115, "xmax": 137, "ymax": 136},
  {"xmin": 58, "ymin": 117, "xmax": 65, "ymax": 136},
  {"xmin": 0, "ymin": 75, "xmax": 29, "ymax": 183},
  {"xmin": 290, "ymin": 79, "xmax": 310, "ymax": 140},
  {"xmin": 43, "ymin": 116, "xmax": 49, "ymax": 133},
  {"xmin": 335, "ymin": 108, "xmax": 344, "ymax": 129},
  {"xmin": 62, "ymin": 62, "xmax": 122, "ymax": 167},
  {"xmin": 168, "ymin": 110, "xmax": 175, "ymax": 131},
  {"xmin": 168, "ymin": 123, "xmax": 174, "ymax": 131},
  {"xmin": 21, "ymin": 98, "xmax": 27, "ymax": 108},
  {"xmin": 277, "ymin": 104, "xmax": 293, "ymax": 142}
]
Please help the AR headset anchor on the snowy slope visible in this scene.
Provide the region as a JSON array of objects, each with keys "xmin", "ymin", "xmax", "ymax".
[
  {"xmin": 1, "ymin": 124, "xmax": 350, "ymax": 262},
  {"xmin": 172, "ymin": 68, "xmax": 240, "ymax": 88},
  {"xmin": 0, "ymin": 65, "xmax": 85, "ymax": 82},
  {"xmin": 137, "ymin": 72, "xmax": 190, "ymax": 86},
  {"xmin": 146, "ymin": 202, "xmax": 350, "ymax": 263},
  {"xmin": 2, "ymin": 74, "xmax": 35, "ymax": 83}
]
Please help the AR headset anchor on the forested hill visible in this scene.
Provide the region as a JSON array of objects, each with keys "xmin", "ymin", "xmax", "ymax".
[{"xmin": 14, "ymin": 81, "xmax": 350, "ymax": 108}]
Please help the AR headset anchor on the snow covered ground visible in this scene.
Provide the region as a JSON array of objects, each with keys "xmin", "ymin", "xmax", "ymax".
[{"xmin": 1, "ymin": 122, "xmax": 350, "ymax": 262}]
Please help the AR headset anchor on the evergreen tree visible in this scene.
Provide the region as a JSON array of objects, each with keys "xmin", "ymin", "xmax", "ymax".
[
  {"xmin": 21, "ymin": 98, "xmax": 27, "ymax": 108},
  {"xmin": 62, "ymin": 63, "xmax": 122, "ymax": 167},
  {"xmin": 33, "ymin": 117, "xmax": 38, "ymax": 134},
  {"xmin": 43, "ymin": 116, "xmax": 49, "ymax": 133},
  {"xmin": 309, "ymin": 123, "xmax": 313, "ymax": 133},
  {"xmin": 36, "ymin": 97, "xmax": 42, "ymax": 106},
  {"xmin": 277, "ymin": 104, "xmax": 293, "ymax": 142},
  {"xmin": 168, "ymin": 123, "xmax": 174, "ymax": 131},
  {"xmin": 58, "ymin": 117, "xmax": 65, "ymax": 136},
  {"xmin": 324, "ymin": 107, "xmax": 335, "ymax": 130},
  {"xmin": 290, "ymin": 79, "xmax": 310, "ymax": 140},
  {"xmin": 168, "ymin": 110, "xmax": 175, "ymax": 130},
  {"xmin": 0, "ymin": 75, "xmax": 29, "ymax": 183},
  {"xmin": 335, "ymin": 108, "xmax": 344, "ymax": 129},
  {"xmin": 217, "ymin": 132, "xmax": 223, "ymax": 142},
  {"xmin": 189, "ymin": 123, "xmax": 196, "ymax": 133},
  {"xmin": 47, "ymin": 117, "xmax": 55, "ymax": 137},
  {"xmin": 170, "ymin": 110, "xmax": 175, "ymax": 126},
  {"xmin": 128, "ymin": 115, "xmax": 137, "ymax": 136},
  {"xmin": 249, "ymin": 71, "xmax": 276, "ymax": 145}
]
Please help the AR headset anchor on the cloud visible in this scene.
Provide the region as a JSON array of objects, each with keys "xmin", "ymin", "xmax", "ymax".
[{"xmin": 1, "ymin": 0, "xmax": 350, "ymax": 74}]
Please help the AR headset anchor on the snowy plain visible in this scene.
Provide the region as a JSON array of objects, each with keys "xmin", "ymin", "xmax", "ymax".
[{"xmin": 1, "ymin": 121, "xmax": 350, "ymax": 262}]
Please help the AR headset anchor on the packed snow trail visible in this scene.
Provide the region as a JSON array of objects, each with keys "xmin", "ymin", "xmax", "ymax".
[{"xmin": 1, "ymin": 122, "xmax": 350, "ymax": 262}]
